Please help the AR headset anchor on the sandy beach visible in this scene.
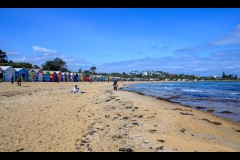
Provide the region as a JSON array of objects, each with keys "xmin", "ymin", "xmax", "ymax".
[{"xmin": 0, "ymin": 81, "xmax": 239, "ymax": 152}]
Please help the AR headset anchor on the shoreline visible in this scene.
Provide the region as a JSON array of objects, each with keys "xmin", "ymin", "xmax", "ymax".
[
  {"xmin": 120, "ymin": 82, "xmax": 240, "ymax": 125},
  {"xmin": 0, "ymin": 81, "xmax": 240, "ymax": 152},
  {"xmin": 121, "ymin": 89, "xmax": 240, "ymax": 126}
]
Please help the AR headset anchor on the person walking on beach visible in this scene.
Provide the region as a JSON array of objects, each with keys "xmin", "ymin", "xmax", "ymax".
[
  {"xmin": 113, "ymin": 79, "xmax": 118, "ymax": 91},
  {"xmin": 89, "ymin": 77, "xmax": 92, "ymax": 84},
  {"xmin": 10, "ymin": 74, "xmax": 14, "ymax": 84},
  {"xmin": 17, "ymin": 75, "xmax": 21, "ymax": 86},
  {"xmin": 0, "ymin": 72, "xmax": 3, "ymax": 83}
]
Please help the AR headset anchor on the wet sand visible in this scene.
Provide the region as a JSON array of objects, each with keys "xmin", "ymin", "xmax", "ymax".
[{"xmin": 0, "ymin": 81, "xmax": 239, "ymax": 152}]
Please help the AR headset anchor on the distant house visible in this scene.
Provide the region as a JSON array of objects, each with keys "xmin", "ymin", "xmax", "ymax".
[
  {"xmin": 228, "ymin": 75, "xmax": 233, "ymax": 78},
  {"xmin": 14, "ymin": 68, "xmax": 29, "ymax": 82},
  {"xmin": 142, "ymin": 71, "xmax": 148, "ymax": 76},
  {"xmin": 0, "ymin": 66, "xmax": 16, "ymax": 82},
  {"xmin": 154, "ymin": 71, "xmax": 165, "ymax": 77}
]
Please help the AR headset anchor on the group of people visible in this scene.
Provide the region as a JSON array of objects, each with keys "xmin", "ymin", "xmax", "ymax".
[
  {"xmin": 72, "ymin": 79, "xmax": 119, "ymax": 94},
  {"xmin": 10, "ymin": 74, "xmax": 21, "ymax": 86}
]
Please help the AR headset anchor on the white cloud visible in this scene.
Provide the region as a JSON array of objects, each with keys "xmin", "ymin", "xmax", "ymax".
[
  {"xmin": 32, "ymin": 46, "xmax": 58, "ymax": 55},
  {"xmin": 212, "ymin": 24, "xmax": 240, "ymax": 46},
  {"xmin": 11, "ymin": 57, "xmax": 27, "ymax": 62},
  {"xmin": 6, "ymin": 51, "xmax": 21, "ymax": 56}
]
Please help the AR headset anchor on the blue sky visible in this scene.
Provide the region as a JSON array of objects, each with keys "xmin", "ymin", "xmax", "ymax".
[{"xmin": 0, "ymin": 8, "xmax": 240, "ymax": 76}]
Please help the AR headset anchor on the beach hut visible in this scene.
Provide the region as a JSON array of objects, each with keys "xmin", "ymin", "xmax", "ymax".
[
  {"xmin": 61, "ymin": 72, "xmax": 67, "ymax": 82},
  {"xmin": 0, "ymin": 66, "xmax": 16, "ymax": 82},
  {"xmin": 49, "ymin": 71, "xmax": 57, "ymax": 82},
  {"xmin": 43, "ymin": 71, "xmax": 50, "ymax": 82},
  {"xmin": 100, "ymin": 75, "xmax": 105, "ymax": 81},
  {"xmin": 66, "ymin": 73, "xmax": 71, "ymax": 82},
  {"xmin": 79, "ymin": 73, "xmax": 84, "ymax": 82},
  {"xmin": 70, "ymin": 73, "xmax": 74, "ymax": 82},
  {"xmin": 31, "ymin": 69, "xmax": 44, "ymax": 82},
  {"xmin": 84, "ymin": 74, "xmax": 90, "ymax": 81},
  {"xmin": 74, "ymin": 73, "xmax": 79, "ymax": 82},
  {"xmin": 28, "ymin": 69, "xmax": 36, "ymax": 81},
  {"xmin": 77, "ymin": 73, "xmax": 82, "ymax": 82},
  {"xmin": 14, "ymin": 68, "xmax": 29, "ymax": 82},
  {"xmin": 55, "ymin": 71, "xmax": 62, "ymax": 82}
]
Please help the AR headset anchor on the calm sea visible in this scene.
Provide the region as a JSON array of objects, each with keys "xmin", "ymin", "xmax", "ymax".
[{"xmin": 123, "ymin": 81, "xmax": 240, "ymax": 123}]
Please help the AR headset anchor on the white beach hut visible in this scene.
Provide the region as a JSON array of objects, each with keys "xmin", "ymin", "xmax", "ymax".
[{"xmin": 0, "ymin": 66, "xmax": 16, "ymax": 82}]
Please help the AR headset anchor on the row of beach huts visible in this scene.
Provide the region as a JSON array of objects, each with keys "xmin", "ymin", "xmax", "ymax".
[{"xmin": 0, "ymin": 66, "xmax": 122, "ymax": 82}]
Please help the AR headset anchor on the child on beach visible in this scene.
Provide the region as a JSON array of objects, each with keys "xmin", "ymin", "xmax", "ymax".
[{"xmin": 73, "ymin": 85, "xmax": 80, "ymax": 93}]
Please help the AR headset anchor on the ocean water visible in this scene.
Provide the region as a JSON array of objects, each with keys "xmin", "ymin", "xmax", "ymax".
[{"xmin": 123, "ymin": 81, "xmax": 240, "ymax": 123}]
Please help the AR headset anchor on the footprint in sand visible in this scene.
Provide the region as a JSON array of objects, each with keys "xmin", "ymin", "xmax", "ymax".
[
  {"xmin": 180, "ymin": 112, "xmax": 194, "ymax": 116},
  {"xmin": 157, "ymin": 139, "xmax": 165, "ymax": 143},
  {"xmin": 149, "ymin": 130, "xmax": 156, "ymax": 133},
  {"xmin": 201, "ymin": 119, "xmax": 222, "ymax": 125},
  {"xmin": 156, "ymin": 146, "xmax": 164, "ymax": 151},
  {"xmin": 180, "ymin": 129, "xmax": 186, "ymax": 133}
]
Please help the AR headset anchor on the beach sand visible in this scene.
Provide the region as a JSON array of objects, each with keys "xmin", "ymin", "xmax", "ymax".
[{"xmin": 0, "ymin": 81, "xmax": 239, "ymax": 152}]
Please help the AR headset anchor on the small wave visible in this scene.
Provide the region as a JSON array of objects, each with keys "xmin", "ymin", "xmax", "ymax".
[
  {"xmin": 224, "ymin": 98, "xmax": 240, "ymax": 101},
  {"xmin": 181, "ymin": 89, "xmax": 203, "ymax": 92},
  {"xmin": 229, "ymin": 92, "xmax": 240, "ymax": 95}
]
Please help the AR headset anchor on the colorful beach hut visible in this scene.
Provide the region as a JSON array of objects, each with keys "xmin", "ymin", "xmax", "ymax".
[
  {"xmin": 84, "ymin": 74, "xmax": 90, "ymax": 81},
  {"xmin": 33, "ymin": 69, "xmax": 44, "ymax": 82},
  {"xmin": 49, "ymin": 71, "xmax": 57, "ymax": 82},
  {"xmin": 62, "ymin": 72, "xmax": 69, "ymax": 82},
  {"xmin": 56, "ymin": 71, "xmax": 62, "ymax": 82},
  {"xmin": 70, "ymin": 73, "xmax": 74, "ymax": 82},
  {"xmin": 78, "ymin": 73, "xmax": 82, "ymax": 81},
  {"xmin": 79, "ymin": 73, "xmax": 83, "ymax": 82},
  {"xmin": 14, "ymin": 68, "xmax": 29, "ymax": 82},
  {"xmin": 74, "ymin": 72, "xmax": 78, "ymax": 82},
  {"xmin": 43, "ymin": 71, "xmax": 50, "ymax": 82},
  {"xmin": 28, "ymin": 69, "xmax": 36, "ymax": 81},
  {"xmin": 0, "ymin": 66, "xmax": 16, "ymax": 82}
]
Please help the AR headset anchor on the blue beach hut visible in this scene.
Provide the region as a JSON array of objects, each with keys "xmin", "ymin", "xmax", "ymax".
[
  {"xmin": 43, "ymin": 71, "xmax": 50, "ymax": 82},
  {"xmin": 14, "ymin": 68, "xmax": 29, "ymax": 82}
]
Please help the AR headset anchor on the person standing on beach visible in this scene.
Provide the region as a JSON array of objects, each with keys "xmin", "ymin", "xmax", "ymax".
[
  {"xmin": 89, "ymin": 77, "xmax": 92, "ymax": 84},
  {"xmin": 0, "ymin": 72, "xmax": 3, "ymax": 83},
  {"xmin": 17, "ymin": 75, "xmax": 21, "ymax": 86},
  {"xmin": 10, "ymin": 74, "xmax": 14, "ymax": 84},
  {"xmin": 113, "ymin": 79, "xmax": 118, "ymax": 91}
]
